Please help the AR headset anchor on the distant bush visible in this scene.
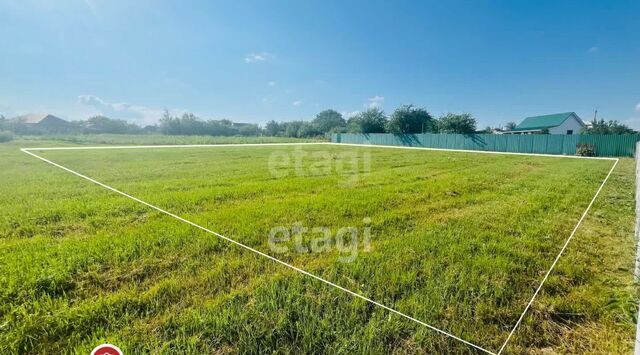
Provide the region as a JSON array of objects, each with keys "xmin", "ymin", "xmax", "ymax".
[
  {"xmin": 386, "ymin": 105, "xmax": 436, "ymax": 133},
  {"xmin": 312, "ymin": 109, "xmax": 346, "ymax": 133},
  {"xmin": 576, "ymin": 143, "xmax": 596, "ymax": 156},
  {"xmin": 582, "ymin": 119, "xmax": 636, "ymax": 135},
  {"xmin": 0, "ymin": 131, "xmax": 14, "ymax": 143},
  {"xmin": 437, "ymin": 113, "xmax": 477, "ymax": 134},
  {"xmin": 347, "ymin": 108, "xmax": 388, "ymax": 133},
  {"xmin": 83, "ymin": 116, "xmax": 142, "ymax": 134}
]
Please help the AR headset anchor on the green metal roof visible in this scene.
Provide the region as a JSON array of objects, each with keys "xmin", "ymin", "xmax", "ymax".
[{"xmin": 513, "ymin": 112, "xmax": 578, "ymax": 131}]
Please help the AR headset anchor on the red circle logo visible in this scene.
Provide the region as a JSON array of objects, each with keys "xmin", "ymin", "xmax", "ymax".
[{"xmin": 91, "ymin": 344, "xmax": 123, "ymax": 355}]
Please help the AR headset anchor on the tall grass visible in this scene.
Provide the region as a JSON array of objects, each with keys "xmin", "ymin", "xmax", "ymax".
[{"xmin": 0, "ymin": 140, "xmax": 635, "ymax": 353}]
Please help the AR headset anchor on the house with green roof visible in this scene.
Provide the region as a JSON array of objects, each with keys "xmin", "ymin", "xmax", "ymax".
[{"xmin": 506, "ymin": 112, "xmax": 585, "ymax": 135}]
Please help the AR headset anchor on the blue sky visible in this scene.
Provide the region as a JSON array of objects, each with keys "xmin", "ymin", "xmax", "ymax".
[{"xmin": 1, "ymin": 0, "xmax": 639, "ymax": 128}]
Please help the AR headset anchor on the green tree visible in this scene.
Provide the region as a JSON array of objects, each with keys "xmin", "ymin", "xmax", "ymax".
[
  {"xmin": 386, "ymin": 105, "xmax": 436, "ymax": 133},
  {"xmin": 284, "ymin": 121, "xmax": 304, "ymax": 137},
  {"xmin": 504, "ymin": 122, "xmax": 517, "ymax": 131},
  {"xmin": 206, "ymin": 120, "xmax": 236, "ymax": 136},
  {"xmin": 159, "ymin": 110, "xmax": 180, "ymax": 135},
  {"xmin": 298, "ymin": 121, "xmax": 322, "ymax": 137},
  {"xmin": 312, "ymin": 109, "xmax": 346, "ymax": 133},
  {"xmin": 264, "ymin": 120, "xmax": 282, "ymax": 136},
  {"xmin": 237, "ymin": 124, "xmax": 260, "ymax": 136},
  {"xmin": 159, "ymin": 112, "xmax": 209, "ymax": 135},
  {"xmin": 582, "ymin": 119, "xmax": 636, "ymax": 134},
  {"xmin": 437, "ymin": 113, "xmax": 477, "ymax": 134},
  {"xmin": 347, "ymin": 108, "xmax": 388, "ymax": 133},
  {"xmin": 84, "ymin": 116, "xmax": 142, "ymax": 134}
]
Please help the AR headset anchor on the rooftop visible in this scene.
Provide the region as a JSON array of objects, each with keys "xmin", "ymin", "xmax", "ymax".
[
  {"xmin": 16, "ymin": 114, "xmax": 67, "ymax": 124},
  {"xmin": 513, "ymin": 112, "xmax": 581, "ymax": 131}
]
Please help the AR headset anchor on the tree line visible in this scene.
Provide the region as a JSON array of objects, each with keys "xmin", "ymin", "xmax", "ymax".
[
  {"xmin": 156, "ymin": 108, "xmax": 639, "ymax": 136},
  {"xmin": 0, "ymin": 106, "xmax": 479, "ymax": 138},
  {"xmin": 0, "ymin": 115, "xmax": 147, "ymax": 135},
  {"xmin": 581, "ymin": 118, "xmax": 636, "ymax": 135},
  {"xmin": 0, "ymin": 106, "xmax": 636, "ymax": 139},
  {"xmin": 266, "ymin": 106, "xmax": 479, "ymax": 137},
  {"xmin": 158, "ymin": 106, "xmax": 480, "ymax": 138}
]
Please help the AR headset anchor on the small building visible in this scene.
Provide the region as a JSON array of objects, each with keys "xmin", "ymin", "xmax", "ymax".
[
  {"xmin": 506, "ymin": 112, "xmax": 585, "ymax": 135},
  {"xmin": 16, "ymin": 114, "xmax": 73, "ymax": 133}
]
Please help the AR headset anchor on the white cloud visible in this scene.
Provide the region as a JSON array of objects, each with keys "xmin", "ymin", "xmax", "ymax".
[
  {"xmin": 587, "ymin": 46, "xmax": 599, "ymax": 53},
  {"xmin": 342, "ymin": 111, "xmax": 360, "ymax": 118},
  {"xmin": 340, "ymin": 96, "xmax": 385, "ymax": 118},
  {"xmin": 268, "ymin": 81, "xmax": 276, "ymax": 87},
  {"xmin": 78, "ymin": 94, "xmax": 108, "ymax": 107},
  {"xmin": 635, "ymin": 102, "xmax": 640, "ymax": 112},
  {"xmin": 367, "ymin": 95, "xmax": 384, "ymax": 109},
  {"xmin": 244, "ymin": 52, "xmax": 274, "ymax": 63},
  {"xmin": 77, "ymin": 94, "xmax": 184, "ymax": 124},
  {"xmin": 292, "ymin": 100, "xmax": 302, "ymax": 107}
]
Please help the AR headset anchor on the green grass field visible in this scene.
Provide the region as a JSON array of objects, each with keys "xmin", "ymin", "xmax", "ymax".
[
  {"xmin": 18, "ymin": 134, "xmax": 326, "ymax": 146},
  {"xmin": 0, "ymin": 138, "xmax": 636, "ymax": 354}
]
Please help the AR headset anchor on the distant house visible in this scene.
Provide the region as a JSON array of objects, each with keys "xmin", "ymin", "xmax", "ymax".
[
  {"xmin": 505, "ymin": 112, "xmax": 585, "ymax": 135},
  {"xmin": 16, "ymin": 114, "xmax": 73, "ymax": 133}
]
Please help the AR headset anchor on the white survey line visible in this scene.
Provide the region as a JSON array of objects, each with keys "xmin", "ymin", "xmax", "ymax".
[
  {"xmin": 332, "ymin": 142, "xmax": 622, "ymax": 353},
  {"xmin": 496, "ymin": 158, "xmax": 619, "ymax": 354},
  {"xmin": 21, "ymin": 148, "xmax": 497, "ymax": 355},
  {"xmin": 330, "ymin": 142, "xmax": 618, "ymax": 161},
  {"xmin": 21, "ymin": 142, "xmax": 329, "ymax": 151},
  {"xmin": 20, "ymin": 142, "xmax": 620, "ymax": 354},
  {"xmin": 22, "ymin": 142, "xmax": 618, "ymax": 162}
]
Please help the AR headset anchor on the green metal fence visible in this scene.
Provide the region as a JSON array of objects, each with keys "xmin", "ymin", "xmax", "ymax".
[{"xmin": 332, "ymin": 133, "xmax": 640, "ymax": 157}]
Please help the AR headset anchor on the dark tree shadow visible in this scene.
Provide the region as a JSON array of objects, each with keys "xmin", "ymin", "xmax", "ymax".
[
  {"xmin": 467, "ymin": 133, "xmax": 487, "ymax": 149},
  {"xmin": 392, "ymin": 133, "xmax": 420, "ymax": 146}
]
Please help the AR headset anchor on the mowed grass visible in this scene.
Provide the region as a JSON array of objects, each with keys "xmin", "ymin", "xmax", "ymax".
[{"xmin": 0, "ymin": 140, "xmax": 636, "ymax": 354}]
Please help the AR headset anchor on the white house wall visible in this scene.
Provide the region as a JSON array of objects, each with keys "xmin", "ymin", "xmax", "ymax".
[{"xmin": 548, "ymin": 115, "xmax": 584, "ymax": 134}]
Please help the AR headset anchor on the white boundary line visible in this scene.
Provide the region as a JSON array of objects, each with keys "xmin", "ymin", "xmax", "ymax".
[
  {"xmin": 332, "ymin": 142, "xmax": 618, "ymax": 161},
  {"xmin": 22, "ymin": 142, "xmax": 326, "ymax": 151},
  {"xmin": 23, "ymin": 142, "xmax": 618, "ymax": 161},
  {"xmin": 20, "ymin": 146, "xmax": 495, "ymax": 355},
  {"xmin": 496, "ymin": 158, "xmax": 618, "ymax": 354},
  {"xmin": 20, "ymin": 142, "xmax": 620, "ymax": 354}
]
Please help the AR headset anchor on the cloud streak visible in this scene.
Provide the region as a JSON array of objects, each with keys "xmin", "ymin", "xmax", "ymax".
[
  {"xmin": 77, "ymin": 95, "xmax": 184, "ymax": 124},
  {"xmin": 367, "ymin": 95, "xmax": 384, "ymax": 109},
  {"xmin": 245, "ymin": 52, "xmax": 274, "ymax": 63},
  {"xmin": 341, "ymin": 111, "xmax": 360, "ymax": 118}
]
